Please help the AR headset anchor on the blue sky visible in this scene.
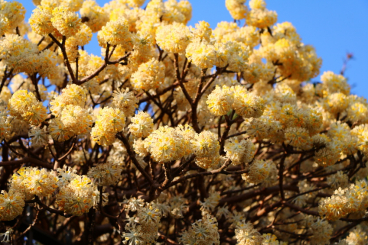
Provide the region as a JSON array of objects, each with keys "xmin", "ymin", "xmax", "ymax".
[{"xmin": 21, "ymin": 0, "xmax": 368, "ymax": 98}]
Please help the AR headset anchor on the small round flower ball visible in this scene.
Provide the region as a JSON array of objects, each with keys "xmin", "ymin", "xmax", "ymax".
[
  {"xmin": 321, "ymin": 71, "xmax": 350, "ymax": 95},
  {"xmin": 49, "ymin": 118, "xmax": 74, "ymax": 142},
  {"xmin": 156, "ymin": 22, "xmax": 191, "ymax": 54},
  {"xmin": 186, "ymin": 40, "xmax": 216, "ymax": 69},
  {"xmin": 0, "ymin": 190, "xmax": 25, "ymax": 221},
  {"xmin": 246, "ymin": 9, "xmax": 277, "ymax": 29},
  {"xmin": 130, "ymin": 58, "xmax": 165, "ymax": 91},
  {"xmin": 60, "ymin": 0, "xmax": 84, "ymax": 12},
  {"xmin": 232, "ymin": 86, "xmax": 265, "ymax": 119},
  {"xmin": 206, "ymin": 85, "xmax": 234, "ymax": 116},
  {"xmin": 195, "ymin": 155, "xmax": 221, "ymax": 170},
  {"xmin": 29, "ymin": 6, "xmax": 54, "ymax": 35},
  {"xmin": 322, "ymin": 92, "xmax": 349, "ymax": 115},
  {"xmin": 65, "ymin": 23, "xmax": 93, "ymax": 48},
  {"xmin": 97, "ymin": 19, "xmax": 134, "ymax": 51},
  {"xmin": 191, "ymin": 131, "xmax": 220, "ymax": 158},
  {"xmin": 242, "ymin": 159, "xmax": 275, "ymax": 185},
  {"xmin": 29, "ymin": 126, "xmax": 48, "ymax": 147},
  {"xmin": 91, "ymin": 107, "xmax": 126, "ymax": 146},
  {"xmin": 0, "ymin": 34, "xmax": 39, "ymax": 74},
  {"xmin": 112, "ymin": 88, "xmax": 138, "ymax": 117},
  {"xmin": 50, "ymin": 84, "xmax": 88, "ymax": 116},
  {"xmin": 56, "ymin": 175, "xmax": 94, "ymax": 216},
  {"xmin": 225, "ymin": 0, "xmax": 248, "ymax": 20},
  {"xmin": 8, "ymin": 90, "xmax": 47, "ymax": 125},
  {"xmin": 80, "ymin": 0, "xmax": 109, "ymax": 33},
  {"xmin": 249, "ymin": 0, "xmax": 266, "ymax": 10},
  {"xmin": 129, "ymin": 111, "xmax": 154, "ymax": 138},
  {"xmin": 144, "ymin": 126, "xmax": 186, "ymax": 163},
  {"xmin": 87, "ymin": 162, "xmax": 124, "ymax": 186},
  {"xmin": 51, "ymin": 6, "xmax": 82, "ymax": 37},
  {"xmin": 284, "ymin": 127, "xmax": 312, "ymax": 150},
  {"xmin": 225, "ymin": 138, "xmax": 256, "ymax": 165},
  {"xmin": 191, "ymin": 21, "xmax": 212, "ymax": 42},
  {"xmin": 0, "ymin": 1, "xmax": 26, "ymax": 34},
  {"xmin": 23, "ymin": 168, "xmax": 58, "ymax": 198},
  {"xmin": 60, "ymin": 104, "xmax": 93, "ymax": 136},
  {"xmin": 177, "ymin": 0, "xmax": 192, "ymax": 24}
]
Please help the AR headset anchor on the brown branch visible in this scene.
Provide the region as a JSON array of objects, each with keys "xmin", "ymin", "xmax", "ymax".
[
  {"xmin": 282, "ymin": 201, "xmax": 319, "ymax": 216},
  {"xmin": 0, "ymin": 156, "xmax": 52, "ymax": 168},
  {"xmin": 17, "ymin": 209, "xmax": 40, "ymax": 241},
  {"xmin": 54, "ymin": 216, "xmax": 77, "ymax": 236},
  {"xmin": 158, "ymin": 232, "xmax": 179, "ymax": 245},
  {"xmin": 226, "ymin": 130, "xmax": 247, "ymax": 139},
  {"xmin": 117, "ymin": 133, "xmax": 154, "ymax": 185},
  {"xmin": 76, "ymin": 44, "xmax": 130, "ymax": 85},
  {"xmin": 34, "ymin": 197, "xmax": 71, "ymax": 217},
  {"xmin": 219, "ymin": 184, "xmax": 298, "ymax": 205},
  {"xmin": 163, "ymin": 159, "xmax": 232, "ymax": 190},
  {"xmin": 41, "ymin": 41, "xmax": 55, "ymax": 52},
  {"xmin": 57, "ymin": 138, "xmax": 76, "ymax": 161},
  {"xmin": 279, "ymin": 154, "xmax": 286, "ymax": 200},
  {"xmin": 48, "ymin": 34, "xmax": 77, "ymax": 84},
  {"xmin": 174, "ymin": 53, "xmax": 193, "ymax": 106}
]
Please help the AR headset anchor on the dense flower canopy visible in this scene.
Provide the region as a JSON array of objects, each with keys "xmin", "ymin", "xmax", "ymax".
[{"xmin": 0, "ymin": 0, "xmax": 366, "ymax": 244}]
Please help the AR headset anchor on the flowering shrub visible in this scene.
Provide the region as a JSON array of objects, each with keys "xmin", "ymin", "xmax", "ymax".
[{"xmin": 0, "ymin": 0, "xmax": 366, "ymax": 244}]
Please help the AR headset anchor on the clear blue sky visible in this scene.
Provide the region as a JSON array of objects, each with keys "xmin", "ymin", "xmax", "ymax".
[{"xmin": 21, "ymin": 0, "xmax": 368, "ymax": 98}]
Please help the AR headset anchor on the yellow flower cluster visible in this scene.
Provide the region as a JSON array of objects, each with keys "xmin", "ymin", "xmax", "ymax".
[
  {"xmin": 56, "ymin": 175, "xmax": 95, "ymax": 216},
  {"xmin": 51, "ymin": 6, "xmax": 81, "ymax": 37},
  {"xmin": 50, "ymin": 84, "xmax": 88, "ymax": 116},
  {"xmin": 225, "ymin": 0, "xmax": 248, "ymax": 20},
  {"xmin": 191, "ymin": 21, "xmax": 212, "ymax": 42},
  {"xmin": 260, "ymin": 23, "xmax": 321, "ymax": 82},
  {"xmin": 319, "ymin": 180, "xmax": 368, "ymax": 221},
  {"xmin": 206, "ymin": 85, "xmax": 234, "ymax": 116},
  {"xmin": 206, "ymin": 85, "xmax": 265, "ymax": 118},
  {"xmin": 0, "ymin": 1, "xmax": 26, "ymax": 35},
  {"xmin": 305, "ymin": 216, "xmax": 333, "ymax": 245},
  {"xmin": 91, "ymin": 107, "xmax": 126, "ymax": 146},
  {"xmin": 246, "ymin": 0, "xmax": 277, "ymax": 29},
  {"xmin": 0, "ymin": 34, "xmax": 37, "ymax": 74},
  {"xmin": 242, "ymin": 159, "xmax": 276, "ymax": 185},
  {"xmin": 10, "ymin": 167, "xmax": 58, "ymax": 200},
  {"xmin": 59, "ymin": 105, "xmax": 93, "ymax": 136},
  {"xmin": 224, "ymin": 138, "xmax": 256, "ymax": 165},
  {"xmin": 284, "ymin": 127, "xmax": 312, "ymax": 150},
  {"xmin": 112, "ymin": 88, "xmax": 138, "ymax": 117},
  {"xmin": 156, "ymin": 23, "xmax": 191, "ymax": 54},
  {"xmin": 59, "ymin": 0, "xmax": 84, "ymax": 12},
  {"xmin": 143, "ymin": 125, "xmax": 195, "ymax": 163},
  {"xmin": 122, "ymin": 198, "xmax": 164, "ymax": 244},
  {"xmin": 9, "ymin": 90, "xmax": 47, "ymax": 125},
  {"xmin": 97, "ymin": 19, "xmax": 134, "ymax": 50},
  {"xmin": 128, "ymin": 111, "xmax": 154, "ymax": 138},
  {"xmin": 80, "ymin": 0, "xmax": 109, "ymax": 33},
  {"xmin": 130, "ymin": 58, "xmax": 165, "ymax": 91},
  {"xmin": 0, "ymin": 34, "xmax": 59, "ymax": 78},
  {"xmin": 87, "ymin": 162, "xmax": 124, "ymax": 186},
  {"xmin": 179, "ymin": 210, "xmax": 220, "ymax": 245},
  {"xmin": 0, "ymin": 190, "xmax": 24, "ymax": 221},
  {"xmin": 30, "ymin": 1, "xmax": 82, "ymax": 38},
  {"xmin": 192, "ymin": 131, "xmax": 220, "ymax": 169},
  {"xmin": 234, "ymin": 221, "xmax": 263, "ymax": 245},
  {"xmin": 29, "ymin": 126, "xmax": 48, "ymax": 147},
  {"xmin": 186, "ymin": 40, "xmax": 216, "ymax": 69}
]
